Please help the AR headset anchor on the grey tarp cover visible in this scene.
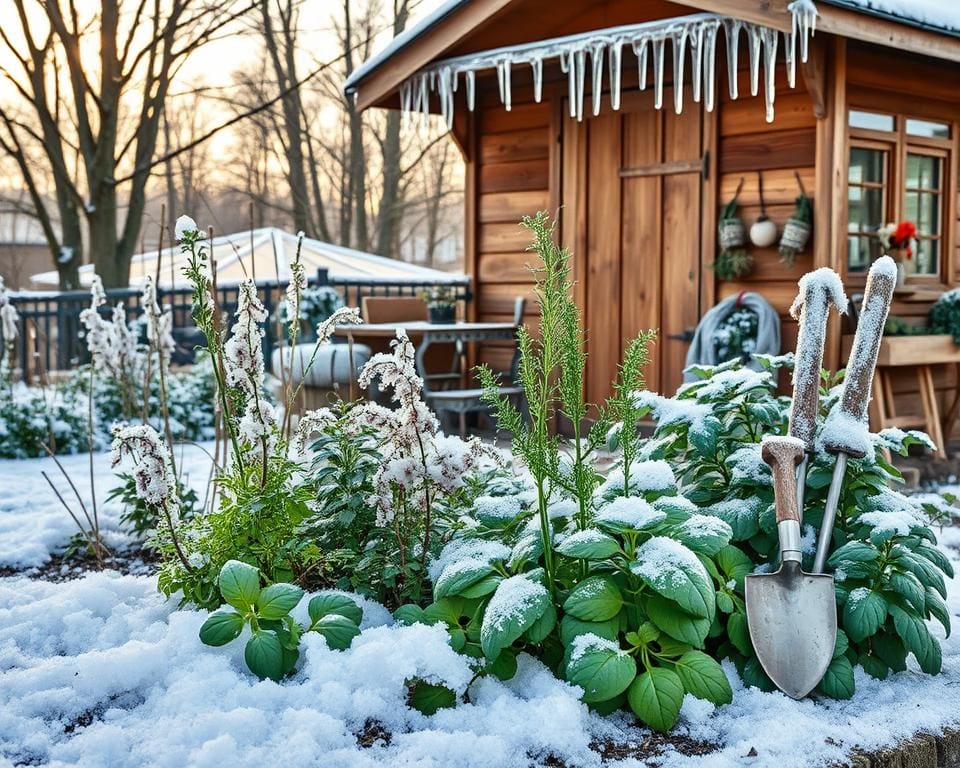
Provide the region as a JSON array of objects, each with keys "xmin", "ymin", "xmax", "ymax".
[{"xmin": 683, "ymin": 292, "xmax": 781, "ymax": 381}]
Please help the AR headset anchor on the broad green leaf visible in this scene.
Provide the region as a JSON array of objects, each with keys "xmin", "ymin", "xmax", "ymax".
[
  {"xmin": 859, "ymin": 654, "xmax": 889, "ymax": 680},
  {"xmin": 715, "ymin": 545, "xmax": 753, "ymax": 582},
  {"xmin": 219, "ymin": 560, "xmax": 261, "ymax": 611},
  {"xmin": 716, "ymin": 591, "xmax": 735, "ymax": 614},
  {"xmin": 566, "ymin": 644, "xmax": 637, "ymax": 703},
  {"xmin": 480, "ymin": 575, "xmax": 550, "ymax": 659},
  {"xmin": 314, "ymin": 613, "xmax": 361, "ymax": 651},
  {"xmin": 199, "ymin": 610, "xmax": 244, "ymax": 647},
  {"xmin": 637, "ymin": 622, "xmax": 660, "ymax": 645},
  {"xmin": 701, "ymin": 498, "xmax": 759, "ymax": 541},
  {"xmin": 627, "ymin": 667, "xmax": 685, "ymax": 732},
  {"xmin": 925, "ymin": 588, "xmax": 951, "ymax": 637},
  {"xmin": 563, "ymin": 576, "xmax": 623, "ymax": 622},
  {"xmin": 893, "ymin": 551, "xmax": 947, "ymax": 598},
  {"xmin": 842, "ymin": 588, "xmax": 887, "ymax": 642},
  {"xmin": 816, "ymin": 655, "xmax": 855, "ymax": 699},
  {"xmin": 674, "ymin": 650, "xmax": 733, "ymax": 705},
  {"xmin": 828, "ymin": 541, "xmax": 880, "ymax": 566},
  {"xmin": 890, "ymin": 604, "xmax": 942, "ymax": 674},
  {"xmin": 245, "ymin": 630, "xmax": 285, "ymax": 681},
  {"xmin": 888, "ymin": 571, "xmax": 925, "ymax": 613},
  {"xmin": 394, "ymin": 604, "xmax": 425, "ymax": 626},
  {"xmin": 676, "ymin": 515, "xmax": 733, "ymax": 557},
  {"xmin": 646, "ymin": 594, "xmax": 710, "ymax": 648},
  {"xmin": 726, "ymin": 612, "xmax": 752, "ymax": 656},
  {"xmin": 525, "ymin": 601, "xmax": 557, "ymax": 644},
  {"xmin": 409, "ymin": 681, "xmax": 457, "ymax": 715},
  {"xmin": 556, "ymin": 529, "xmax": 620, "ymax": 560},
  {"xmin": 460, "ymin": 574, "xmax": 502, "ymax": 599},
  {"xmin": 833, "ymin": 628, "xmax": 849, "ymax": 659},
  {"xmin": 488, "ymin": 650, "xmax": 518, "ymax": 681},
  {"xmin": 741, "ymin": 655, "xmax": 775, "ymax": 692},
  {"xmin": 308, "ymin": 594, "xmax": 363, "ymax": 625},
  {"xmin": 257, "ymin": 583, "xmax": 304, "ymax": 620},
  {"xmin": 560, "ymin": 615, "xmax": 619, "ymax": 646},
  {"xmin": 632, "ymin": 538, "xmax": 715, "ymax": 620},
  {"xmin": 434, "ymin": 561, "xmax": 496, "ymax": 600},
  {"xmin": 916, "ymin": 543, "xmax": 955, "ymax": 579},
  {"xmin": 872, "ymin": 631, "xmax": 908, "ymax": 672}
]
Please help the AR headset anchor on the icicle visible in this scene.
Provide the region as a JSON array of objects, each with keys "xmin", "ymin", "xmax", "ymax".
[
  {"xmin": 747, "ymin": 24, "xmax": 762, "ymax": 97},
  {"xmin": 400, "ymin": 79, "xmax": 412, "ymax": 131},
  {"xmin": 560, "ymin": 51, "xmax": 574, "ymax": 118},
  {"xmin": 689, "ymin": 22, "xmax": 705, "ymax": 104},
  {"xmin": 703, "ymin": 22, "xmax": 719, "ymax": 112},
  {"xmin": 723, "ymin": 19, "xmax": 741, "ymax": 100},
  {"xmin": 575, "ymin": 47, "xmax": 587, "ymax": 121},
  {"xmin": 419, "ymin": 73, "xmax": 430, "ymax": 133},
  {"xmin": 634, "ymin": 37, "xmax": 649, "ymax": 91},
  {"xmin": 496, "ymin": 59, "xmax": 512, "ymax": 111},
  {"xmin": 788, "ymin": 0, "xmax": 819, "ymax": 63},
  {"xmin": 651, "ymin": 36, "xmax": 665, "ymax": 110},
  {"xmin": 672, "ymin": 27, "xmax": 688, "ymax": 113},
  {"xmin": 466, "ymin": 70, "xmax": 476, "ymax": 111},
  {"xmin": 609, "ymin": 40, "xmax": 623, "ymax": 111},
  {"xmin": 531, "ymin": 56, "xmax": 544, "ymax": 103},
  {"xmin": 591, "ymin": 42, "xmax": 604, "ymax": 116},
  {"xmin": 761, "ymin": 27, "xmax": 779, "ymax": 123},
  {"xmin": 438, "ymin": 67, "xmax": 453, "ymax": 129},
  {"xmin": 785, "ymin": 29, "xmax": 797, "ymax": 89}
]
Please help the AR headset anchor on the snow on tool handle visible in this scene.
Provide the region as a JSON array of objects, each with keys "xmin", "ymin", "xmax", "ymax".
[
  {"xmin": 821, "ymin": 256, "xmax": 897, "ymax": 459},
  {"xmin": 788, "ymin": 268, "xmax": 848, "ymax": 452}
]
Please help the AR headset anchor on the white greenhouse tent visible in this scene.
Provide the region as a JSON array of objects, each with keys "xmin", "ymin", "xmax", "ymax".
[{"xmin": 29, "ymin": 227, "xmax": 466, "ymax": 288}]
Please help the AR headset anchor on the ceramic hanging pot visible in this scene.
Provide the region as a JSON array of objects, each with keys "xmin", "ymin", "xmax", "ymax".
[{"xmin": 750, "ymin": 216, "xmax": 779, "ymax": 247}]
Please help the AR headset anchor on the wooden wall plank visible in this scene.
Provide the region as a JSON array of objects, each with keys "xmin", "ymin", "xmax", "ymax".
[
  {"xmin": 479, "ymin": 221, "xmax": 532, "ymax": 253},
  {"xmin": 719, "ymin": 128, "xmax": 816, "ymax": 173},
  {"xmin": 720, "ymin": 92, "xmax": 816, "ymax": 137},
  {"xmin": 479, "ymin": 127, "xmax": 551, "ymax": 164},
  {"xmin": 478, "ymin": 190, "xmax": 550, "ymax": 223},
  {"xmin": 478, "ymin": 159, "xmax": 550, "ymax": 193}
]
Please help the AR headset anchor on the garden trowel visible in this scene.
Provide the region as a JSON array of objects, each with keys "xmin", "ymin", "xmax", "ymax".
[{"xmin": 746, "ymin": 436, "xmax": 837, "ymax": 699}]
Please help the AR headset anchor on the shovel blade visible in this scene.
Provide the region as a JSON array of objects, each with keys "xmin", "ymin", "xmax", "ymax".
[{"xmin": 745, "ymin": 563, "xmax": 837, "ymax": 699}]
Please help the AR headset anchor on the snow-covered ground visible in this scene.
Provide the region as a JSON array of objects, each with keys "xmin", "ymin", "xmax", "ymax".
[
  {"xmin": 0, "ymin": 443, "xmax": 216, "ymax": 571},
  {"xmin": 0, "ymin": 449, "xmax": 959, "ymax": 767}
]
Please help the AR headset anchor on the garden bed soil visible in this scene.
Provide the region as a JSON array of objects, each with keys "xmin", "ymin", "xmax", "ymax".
[{"xmin": 0, "ymin": 544, "xmax": 157, "ymax": 582}]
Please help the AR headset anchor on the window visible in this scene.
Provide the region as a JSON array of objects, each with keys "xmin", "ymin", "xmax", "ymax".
[{"xmin": 846, "ymin": 108, "xmax": 953, "ymax": 279}]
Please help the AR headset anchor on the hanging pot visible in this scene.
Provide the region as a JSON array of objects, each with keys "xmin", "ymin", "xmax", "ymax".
[
  {"xmin": 750, "ymin": 216, "xmax": 779, "ymax": 248},
  {"xmin": 719, "ymin": 218, "xmax": 746, "ymax": 251},
  {"xmin": 780, "ymin": 217, "xmax": 811, "ymax": 260}
]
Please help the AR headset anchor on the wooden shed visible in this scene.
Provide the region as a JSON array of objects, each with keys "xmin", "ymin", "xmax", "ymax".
[{"xmin": 345, "ymin": 0, "xmax": 960, "ymax": 431}]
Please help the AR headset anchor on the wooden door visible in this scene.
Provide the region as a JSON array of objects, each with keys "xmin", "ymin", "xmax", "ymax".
[{"xmin": 572, "ymin": 89, "xmax": 704, "ymax": 404}]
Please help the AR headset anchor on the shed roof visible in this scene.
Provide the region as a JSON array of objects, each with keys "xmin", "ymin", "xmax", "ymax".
[{"xmin": 344, "ymin": 0, "xmax": 960, "ymax": 109}]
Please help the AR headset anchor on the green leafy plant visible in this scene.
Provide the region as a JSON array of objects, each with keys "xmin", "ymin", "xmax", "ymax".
[
  {"xmin": 631, "ymin": 354, "xmax": 952, "ymax": 697},
  {"xmin": 108, "ymin": 471, "xmax": 199, "ymax": 540},
  {"xmin": 416, "ymin": 213, "xmax": 731, "ymax": 731},
  {"xmin": 199, "ymin": 559, "xmax": 363, "ymax": 681},
  {"xmin": 929, "ymin": 288, "xmax": 960, "ymax": 344},
  {"xmin": 710, "ymin": 249, "xmax": 753, "ymax": 281}
]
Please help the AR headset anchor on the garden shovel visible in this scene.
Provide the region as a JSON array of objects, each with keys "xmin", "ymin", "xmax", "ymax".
[
  {"xmin": 813, "ymin": 256, "xmax": 897, "ymax": 573},
  {"xmin": 788, "ymin": 268, "xmax": 848, "ymax": 518},
  {"xmin": 746, "ymin": 436, "xmax": 837, "ymax": 699}
]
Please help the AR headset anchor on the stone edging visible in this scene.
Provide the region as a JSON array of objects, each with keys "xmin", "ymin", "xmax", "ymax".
[{"xmin": 844, "ymin": 728, "xmax": 960, "ymax": 767}]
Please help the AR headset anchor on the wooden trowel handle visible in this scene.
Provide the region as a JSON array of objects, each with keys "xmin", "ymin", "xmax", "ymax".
[{"xmin": 762, "ymin": 437, "xmax": 805, "ymax": 524}]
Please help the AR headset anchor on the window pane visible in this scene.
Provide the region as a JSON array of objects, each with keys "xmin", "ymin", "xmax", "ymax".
[
  {"xmin": 849, "ymin": 147, "xmax": 886, "ymax": 184},
  {"xmin": 849, "ymin": 110, "xmax": 895, "ymax": 131},
  {"xmin": 906, "ymin": 153, "xmax": 941, "ymax": 189},
  {"xmin": 915, "ymin": 238, "xmax": 939, "ymax": 276},
  {"xmin": 848, "ymin": 186, "xmax": 884, "ymax": 233},
  {"xmin": 847, "ymin": 236, "xmax": 880, "ymax": 272},
  {"xmin": 906, "ymin": 118, "xmax": 950, "ymax": 138}
]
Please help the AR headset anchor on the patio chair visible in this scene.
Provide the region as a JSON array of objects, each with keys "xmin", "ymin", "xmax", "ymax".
[{"xmin": 425, "ymin": 296, "xmax": 527, "ymax": 437}]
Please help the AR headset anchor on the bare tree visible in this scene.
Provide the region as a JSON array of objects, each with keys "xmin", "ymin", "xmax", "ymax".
[{"xmin": 0, "ymin": 0, "xmax": 254, "ymax": 288}]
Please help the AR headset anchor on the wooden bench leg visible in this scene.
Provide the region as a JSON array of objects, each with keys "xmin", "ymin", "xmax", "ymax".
[{"xmin": 918, "ymin": 365, "xmax": 947, "ymax": 459}]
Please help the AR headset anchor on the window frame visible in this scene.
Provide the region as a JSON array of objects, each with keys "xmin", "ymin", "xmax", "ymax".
[{"xmin": 845, "ymin": 104, "xmax": 956, "ymax": 287}]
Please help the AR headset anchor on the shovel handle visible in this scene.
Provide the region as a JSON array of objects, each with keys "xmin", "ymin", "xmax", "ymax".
[
  {"xmin": 762, "ymin": 437, "xmax": 805, "ymax": 524},
  {"xmin": 823, "ymin": 257, "xmax": 897, "ymax": 456}
]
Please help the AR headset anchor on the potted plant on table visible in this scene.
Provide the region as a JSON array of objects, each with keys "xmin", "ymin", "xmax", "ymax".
[
  {"xmin": 422, "ymin": 285, "xmax": 457, "ymax": 324},
  {"xmin": 877, "ymin": 220, "xmax": 917, "ymax": 288}
]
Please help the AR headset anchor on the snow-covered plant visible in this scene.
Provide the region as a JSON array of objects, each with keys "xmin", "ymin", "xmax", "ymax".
[
  {"xmin": 0, "ymin": 382, "xmax": 88, "ymax": 458},
  {"xmin": 929, "ymin": 287, "xmax": 960, "ymax": 344},
  {"xmin": 198, "ymin": 559, "xmax": 363, "ymax": 681},
  {"xmin": 631, "ymin": 354, "xmax": 952, "ymax": 697},
  {"xmin": 712, "ymin": 306, "xmax": 758, "ymax": 364},
  {"xmin": 277, "ymin": 284, "xmax": 344, "ymax": 339},
  {"xmin": 111, "ymin": 424, "xmax": 194, "ymax": 573},
  {"xmin": 415, "ymin": 213, "xmax": 731, "ymax": 731}
]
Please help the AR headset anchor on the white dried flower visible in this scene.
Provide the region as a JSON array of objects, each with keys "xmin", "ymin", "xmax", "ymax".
[
  {"xmin": 238, "ymin": 397, "xmax": 278, "ymax": 451},
  {"xmin": 110, "ymin": 424, "xmax": 177, "ymax": 509},
  {"xmin": 224, "ymin": 280, "xmax": 267, "ymax": 394},
  {"xmin": 316, "ymin": 305, "xmax": 362, "ymax": 345},
  {"xmin": 175, "ymin": 215, "xmax": 198, "ymax": 242},
  {"xmin": 293, "ymin": 407, "xmax": 336, "ymax": 453}
]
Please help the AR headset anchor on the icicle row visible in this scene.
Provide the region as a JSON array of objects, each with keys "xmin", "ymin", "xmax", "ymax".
[{"xmin": 396, "ymin": 9, "xmax": 818, "ymax": 132}]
